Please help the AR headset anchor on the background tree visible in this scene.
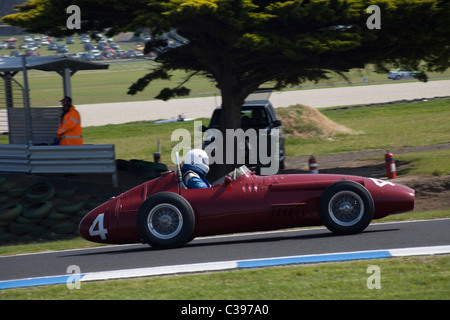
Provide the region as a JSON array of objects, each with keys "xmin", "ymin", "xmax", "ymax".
[{"xmin": 3, "ymin": 0, "xmax": 450, "ymax": 179}]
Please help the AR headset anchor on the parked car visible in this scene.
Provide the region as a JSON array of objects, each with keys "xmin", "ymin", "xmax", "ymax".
[
  {"xmin": 97, "ymin": 42, "xmax": 107, "ymax": 51},
  {"xmin": 202, "ymin": 91, "xmax": 286, "ymax": 171},
  {"xmin": 135, "ymin": 43, "xmax": 145, "ymax": 51},
  {"xmin": 48, "ymin": 42, "xmax": 58, "ymax": 50},
  {"xmin": 101, "ymin": 51, "xmax": 116, "ymax": 60},
  {"xmin": 66, "ymin": 53, "xmax": 81, "ymax": 59},
  {"xmin": 79, "ymin": 53, "xmax": 95, "ymax": 61},
  {"xmin": 388, "ymin": 68, "xmax": 419, "ymax": 80},
  {"xmin": 126, "ymin": 49, "xmax": 138, "ymax": 58},
  {"xmin": 89, "ymin": 49, "xmax": 102, "ymax": 60},
  {"xmin": 27, "ymin": 42, "xmax": 40, "ymax": 49},
  {"xmin": 115, "ymin": 50, "xmax": 127, "ymax": 58},
  {"xmin": 83, "ymin": 43, "xmax": 95, "ymax": 51},
  {"xmin": 25, "ymin": 49, "xmax": 40, "ymax": 56},
  {"xmin": 110, "ymin": 42, "xmax": 120, "ymax": 50},
  {"xmin": 57, "ymin": 45, "xmax": 69, "ymax": 53}
]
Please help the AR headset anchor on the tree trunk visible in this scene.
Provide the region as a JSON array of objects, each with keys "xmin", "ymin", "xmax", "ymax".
[{"xmin": 206, "ymin": 75, "xmax": 246, "ymax": 182}]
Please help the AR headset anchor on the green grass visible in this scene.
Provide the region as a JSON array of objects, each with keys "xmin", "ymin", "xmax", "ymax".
[
  {"xmin": 2, "ymin": 33, "xmax": 450, "ymax": 107},
  {"xmin": 81, "ymin": 97, "xmax": 450, "ymax": 174},
  {"xmin": 286, "ymin": 98, "xmax": 450, "ymax": 156},
  {"xmin": 1, "ymin": 97, "xmax": 449, "ymax": 173},
  {"xmin": 396, "ymin": 149, "xmax": 450, "ymax": 177},
  {"xmin": 20, "ymin": 62, "xmax": 450, "ymax": 106},
  {"xmin": 84, "ymin": 118, "xmax": 210, "ymax": 164},
  {"xmin": 22, "ymin": 60, "xmax": 218, "ymax": 106},
  {"xmin": 1, "ymin": 254, "xmax": 449, "ymax": 299}
]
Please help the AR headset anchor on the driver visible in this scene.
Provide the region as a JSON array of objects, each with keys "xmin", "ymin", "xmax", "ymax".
[{"xmin": 181, "ymin": 149, "xmax": 212, "ymax": 189}]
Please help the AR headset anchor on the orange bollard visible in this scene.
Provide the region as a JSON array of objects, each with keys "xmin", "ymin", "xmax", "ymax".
[
  {"xmin": 309, "ymin": 155, "xmax": 319, "ymax": 174},
  {"xmin": 385, "ymin": 150, "xmax": 397, "ymax": 179}
]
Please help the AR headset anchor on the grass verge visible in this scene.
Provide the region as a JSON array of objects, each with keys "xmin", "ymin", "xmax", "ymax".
[
  {"xmin": 1, "ymin": 254, "xmax": 449, "ymax": 299},
  {"xmin": 287, "ymin": 97, "xmax": 450, "ymax": 156}
]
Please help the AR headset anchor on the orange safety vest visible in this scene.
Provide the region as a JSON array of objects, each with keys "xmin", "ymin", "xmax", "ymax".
[{"xmin": 57, "ymin": 105, "xmax": 83, "ymax": 145}]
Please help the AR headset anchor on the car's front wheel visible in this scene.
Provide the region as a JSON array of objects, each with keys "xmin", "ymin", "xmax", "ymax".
[
  {"xmin": 319, "ymin": 181, "xmax": 374, "ymax": 235},
  {"xmin": 137, "ymin": 192, "xmax": 195, "ymax": 249}
]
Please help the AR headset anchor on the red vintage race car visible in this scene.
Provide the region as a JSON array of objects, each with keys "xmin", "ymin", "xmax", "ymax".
[{"xmin": 79, "ymin": 165, "xmax": 414, "ymax": 249}]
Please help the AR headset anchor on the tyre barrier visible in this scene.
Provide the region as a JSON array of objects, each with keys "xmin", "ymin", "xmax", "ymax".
[
  {"xmin": 0, "ymin": 178, "xmax": 93, "ymax": 245},
  {"xmin": 9, "ymin": 222, "xmax": 34, "ymax": 235},
  {"xmin": 23, "ymin": 201, "xmax": 53, "ymax": 220},
  {"xmin": 0, "ymin": 204, "xmax": 24, "ymax": 222},
  {"xmin": 0, "ymin": 194, "xmax": 9, "ymax": 204},
  {"xmin": 8, "ymin": 188, "xmax": 27, "ymax": 198},
  {"xmin": 55, "ymin": 201, "xmax": 85, "ymax": 214},
  {"xmin": 55, "ymin": 188, "xmax": 77, "ymax": 198},
  {"xmin": 127, "ymin": 159, "xmax": 168, "ymax": 179},
  {"xmin": 51, "ymin": 222, "xmax": 77, "ymax": 234},
  {"xmin": 0, "ymin": 181, "xmax": 16, "ymax": 193},
  {"xmin": 25, "ymin": 182, "xmax": 55, "ymax": 203}
]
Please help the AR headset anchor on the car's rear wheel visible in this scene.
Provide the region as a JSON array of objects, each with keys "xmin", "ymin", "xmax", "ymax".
[
  {"xmin": 137, "ymin": 192, "xmax": 195, "ymax": 249},
  {"xmin": 319, "ymin": 181, "xmax": 374, "ymax": 235}
]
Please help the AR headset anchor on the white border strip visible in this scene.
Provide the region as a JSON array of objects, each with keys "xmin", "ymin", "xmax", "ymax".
[
  {"xmin": 389, "ymin": 245, "xmax": 450, "ymax": 257},
  {"xmin": 81, "ymin": 261, "xmax": 237, "ymax": 282}
]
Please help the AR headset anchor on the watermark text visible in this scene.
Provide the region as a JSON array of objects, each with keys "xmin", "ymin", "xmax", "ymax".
[
  {"xmin": 366, "ymin": 5, "xmax": 381, "ymax": 30},
  {"xmin": 171, "ymin": 121, "xmax": 280, "ymax": 175},
  {"xmin": 66, "ymin": 5, "xmax": 81, "ymax": 30}
]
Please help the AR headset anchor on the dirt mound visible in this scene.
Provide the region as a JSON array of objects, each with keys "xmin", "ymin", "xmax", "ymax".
[
  {"xmin": 277, "ymin": 104, "xmax": 355, "ymax": 139},
  {"xmin": 394, "ymin": 175, "xmax": 450, "ymax": 212}
]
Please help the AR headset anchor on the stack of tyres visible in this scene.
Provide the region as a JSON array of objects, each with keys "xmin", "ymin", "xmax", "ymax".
[
  {"xmin": 0, "ymin": 179, "xmax": 90, "ymax": 244},
  {"xmin": 127, "ymin": 159, "xmax": 168, "ymax": 179},
  {"xmin": 0, "ymin": 203, "xmax": 24, "ymax": 242}
]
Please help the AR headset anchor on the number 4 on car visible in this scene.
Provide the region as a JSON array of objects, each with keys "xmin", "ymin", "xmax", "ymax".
[{"xmin": 88, "ymin": 213, "xmax": 108, "ymax": 240}]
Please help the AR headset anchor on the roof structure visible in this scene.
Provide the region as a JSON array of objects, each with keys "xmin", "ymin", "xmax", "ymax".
[
  {"xmin": 0, "ymin": 55, "xmax": 109, "ymax": 144},
  {"xmin": 0, "ymin": 55, "xmax": 108, "ymax": 73}
]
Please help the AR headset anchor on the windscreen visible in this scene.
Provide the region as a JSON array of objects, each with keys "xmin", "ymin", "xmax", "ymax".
[{"xmin": 208, "ymin": 106, "xmax": 269, "ymax": 129}]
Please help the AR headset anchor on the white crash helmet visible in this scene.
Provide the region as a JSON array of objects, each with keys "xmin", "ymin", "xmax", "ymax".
[{"xmin": 184, "ymin": 149, "xmax": 209, "ymax": 174}]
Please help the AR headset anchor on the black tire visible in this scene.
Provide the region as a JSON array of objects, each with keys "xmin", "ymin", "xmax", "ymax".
[
  {"xmin": 25, "ymin": 182, "xmax": 55, "ymax": 203},
  {"xmin": 137, "ymin": 192, "xmax": 195, "ymax": 249},
  {"xmin": 52, "ymin": 222, "xmax": 77, "ymax": 234},
  {"xmin": 0, "ymin": 204, "xmax": 24, "ymax": 222},
  {"xmin": 55, "ymin": 201, "xmax": 85, "ymax": 214},
  {"xmin": 23, "ymin": 201, "xmax": 52, "ymax": 220},
  {"xmin": 319, "ymin": 181, "xmax": 374, "ymax": 235}
]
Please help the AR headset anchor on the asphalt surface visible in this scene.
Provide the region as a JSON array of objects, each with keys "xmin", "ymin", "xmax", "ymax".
[
  {"xmin": 1, "ymin": 218, "xmax": 449, "ymax": 281},
  {"xmin": 74, "ymin": 79, "xmax": 450, "ymax": 127}
]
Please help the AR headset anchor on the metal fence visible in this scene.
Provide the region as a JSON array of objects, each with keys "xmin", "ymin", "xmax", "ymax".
[
  {"xmin": 0, "ymin": 73, "xmax": 24, "ymax": 134},
  {"xmin": 0, "ymin": 73, "xmax": 60, "ymax": 144}
]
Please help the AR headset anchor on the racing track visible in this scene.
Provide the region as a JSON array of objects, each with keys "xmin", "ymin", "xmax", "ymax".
[
  {"xmin": 76, "ymin": 79, "xmax": 450, "ymax": 127},
  {"xmin": 1, "ymin": 219, "xmax": 449, "ymax": 287},
  {"xmin": 1, "ymin": 80, "xmax": 449, "ymax": 288}
]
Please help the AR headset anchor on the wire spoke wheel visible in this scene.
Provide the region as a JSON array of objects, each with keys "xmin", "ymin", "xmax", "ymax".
[
  {"xmin": 137, "ymin": 192, "xmax": 195, "ymax": 249},
  {"xmin": 328, "ymin": 191, "xmax": 364, "ymax": 226},
  {"xmin": 148, "ymin": 203, "xmax": 183, "ymax": 239},
  {"xmin": 319, "ymin": 181, "xmax": 374, "ymax": 235}
]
